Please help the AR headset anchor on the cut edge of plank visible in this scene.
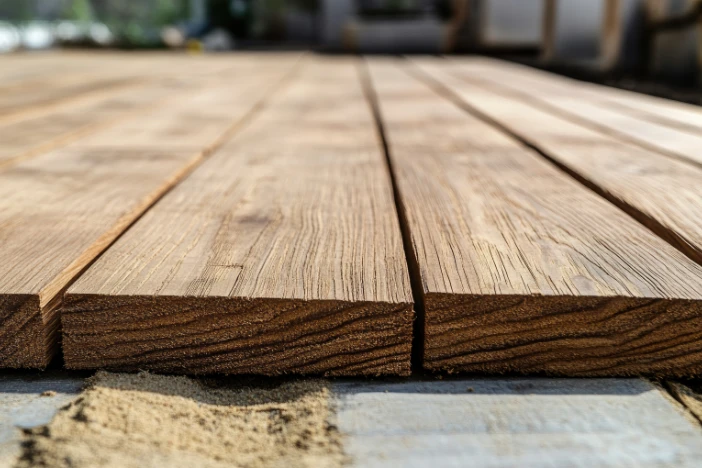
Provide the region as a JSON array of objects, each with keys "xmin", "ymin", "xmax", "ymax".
[
  {"xmin": 424, "ymin": 292, "xmax": 702, "ymax": 378},
  {"xmin": 61, "ymin": 294, "xmax": 414, "ymax": 377},
  {"xmin": 0, "ymin": 294, "xmax": 59, "ymax": 368},
  {"xmin": 357, "ymin": 57, "xmax": 427, "ymax": 372}
]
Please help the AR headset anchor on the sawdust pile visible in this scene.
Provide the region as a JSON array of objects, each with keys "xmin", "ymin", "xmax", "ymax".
[{"xmin": 17, "ymin": 371, "xmax": 344, "ymax": 468}]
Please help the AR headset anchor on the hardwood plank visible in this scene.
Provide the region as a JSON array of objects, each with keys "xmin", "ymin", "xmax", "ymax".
[
  {"xmin": 61, "ymin": 57, "xmax": 414, "ymax": 377},
  {"xmin": 0, "ymin": 56, "xmax": 266, "ymax": 170},
  {"xmin": 0, "ymin": 57, "xmax": 297, "ymax": 368},
  {"xmin": 367, "ymin": 58, "xmax": 702, "ymax": 377},
  {"xmin": 411, "ymin": 57, "xmax": 702, "ymax": 266},
  {"xmin": 0, "ymin": 73, "xmax": 143, "ymax": 121},
  {"xmin": 0, "ymin": 81, "xmax": 181, "ymax": 170},
  {"xmin": 456, "ymin": 56, "xmax": 702, "ymax": 134},
  {"xmin": 0, "ymin": 52, "xmax": 251, "ymax": 123},
  {"xmin": 445, "ymin": 57, "xmax": 702, "ymax": 166},
  {"xmin": 333, "ymin": 379, "xmax": 702, "ymax": 467}
]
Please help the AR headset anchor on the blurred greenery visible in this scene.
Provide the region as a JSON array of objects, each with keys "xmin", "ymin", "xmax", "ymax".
[
  {"xmin": 0, "ymin": 0, "xmax": 323, "ymax": 48},
  {"xmin": 63, "ymin": 0, "xmax": 93, "ymax": 21}
]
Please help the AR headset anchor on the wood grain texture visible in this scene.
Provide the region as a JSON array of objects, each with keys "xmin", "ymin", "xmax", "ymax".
[
  {"xmin": 411, "ymin": 57, "xmax": 702, "ymax": 266},
  {"xmin": 368, "ymin": 58, "xmax": 702, "ymax": 377},
  {"xmin": 0, "ymin": 56, "xmax": 297, "ymax": 368},
  {"xmin": 0, "ymin": 81, "xmax": 183, "ymax": 170},
  {"xmin": 0, "ymin": 73, "xmax": 142, "ymax": 121},
  {"xmin": 446, "ymin": 56, "xmax": 702, "ymax": 166},
  {"xmin": 62, "ymin": 57, "xmax": 414, "ymax": 377},
  {"xmin": 462, "ymin": 56, "xmax": 702, "ymax": 134},
  {"xmin": 333, "ymin": 379, "xmax": 702, "ymax": 467}
]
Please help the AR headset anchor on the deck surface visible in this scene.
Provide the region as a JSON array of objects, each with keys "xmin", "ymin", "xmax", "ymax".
[
  {"xmin": 3, "ymin": 50, "xmax": 702, "ymax": 463},
  {"xmin": 2, "ymin": 52, "xmax": 702, "ymax": 375}
]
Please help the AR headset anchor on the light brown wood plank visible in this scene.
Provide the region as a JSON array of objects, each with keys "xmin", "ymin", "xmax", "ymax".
[
  {"xmin": 412, "ymin": 57, "xmax": 702, "ymax": 266},
  {"xmin": 464, "ymin": 57, "xmax": 702, "ymax": 133},
  {"xmin": 445, "ymin": 57, "xmax": 702, "ymax": 166},
  {"xmin": 0, "ymin": 73, "xmax": 144, "ymax": 120},
  {"xmin": 0, "ymin": 56, "xmax": 297, "ymax": 368},
  {"xmin": 454, "ymin": 58, "xmax": 702, "ymax": 134},
  {"xmin": 0, "ymin": 81, "xmax": 183, "ymax": 170},
  {"xmin": 61, "ymin": 57, "xmax": 414, "ymax": 377},
  {"xmin": 368, "ymin": 58, "xmax": 702, "ymax": 377}
]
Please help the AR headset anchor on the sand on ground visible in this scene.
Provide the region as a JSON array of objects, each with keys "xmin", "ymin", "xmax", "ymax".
[{"xmin": 17, "ymin": 371, "xmax": 344, "ymax": 468}]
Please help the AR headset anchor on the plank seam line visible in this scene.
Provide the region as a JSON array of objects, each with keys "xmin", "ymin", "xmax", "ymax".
[
  {"xmin": 0, "ymin": 82, "xmax": 183, "ymax": 172},
  {"xmin": 41, "ymin": 57, "xmax": 306, "ymax": 357},
  {"xmin": 358, "ymin": 57, "xmax": 425, "ymax": 373},
  {"xmin": 403, "ymin": 58, "xmax": 702, "ymax": 267},
  {"xmin": 0, "ymin": 75, "xmax": 235, "ymax": 173},
  {"xmin": 444, "ymin": 59, "xmax": 702, "ymax": 173},
  {"xmin": 0, "ymin": 77, "xmax": 145, "ymax": 126}
]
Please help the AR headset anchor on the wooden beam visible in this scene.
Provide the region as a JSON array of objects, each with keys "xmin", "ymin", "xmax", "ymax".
[
  {"xmin": 61, "ymin": 58, "xmax": 414, "ymax": 377},
  {"xmin": 0, "ymin": 56, "xmax": 298, "ymax": 368},
  {"xmin": 368, "ymin": 58, "xmax": 702, "ymax": 377}
]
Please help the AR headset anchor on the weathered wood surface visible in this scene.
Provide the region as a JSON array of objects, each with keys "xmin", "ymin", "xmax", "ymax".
[
  {"xmin": 0, "ymin": 72, "xmax": 143, "ymax": 121},
  {"xmin": 412, "ymin": 57, "xmax": 702, "ymax": 266},
  {"xmin": 368, "ymin": 58, "xmax": 702, "ymax": 377},
  {"xmin": 460, "ymin": 56, "xmax": 702, "ymax": 133},
  {"xmin": 61, "ymin": 57, "xmax": 414, "ymax": 377},
  {"xmin": 333, "ymin": 378, "xmax": 702, "ymax": 467},
  {"xmin": 0, "ymin": 56, "xmax": 298, "ymax": 369},
  {"xmin": 0, "ymin": 81, "xmax": 185, "ymax": 170},
  {"xmin": 447, "ymin": 57, "xmax": 702, "ymax": 166},
  {"xmin": 0, "ymin": 55, "xmax": 261, "ymax": 170}
]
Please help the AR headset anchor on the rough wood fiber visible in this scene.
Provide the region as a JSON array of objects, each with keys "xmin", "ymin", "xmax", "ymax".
[
  {"xmin": 0, "ymin": 57, "xmax": 296, "ymax": 368},
  {"xmin": 62, "ymin": 58, "xmax": 414, "ymax": 377},
  {"xmin": 447, "ymin": 57, "xmax": 702, "ymax": 167},
  {"xmin": 411, "ymin": 57, "xmax": 702, "ymax": 266},
  {"xmin": 367, "ymin": 59, "xmax": 702, "ymax": 377}
]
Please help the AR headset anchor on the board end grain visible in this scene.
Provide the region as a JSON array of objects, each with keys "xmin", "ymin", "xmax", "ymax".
[
  {"xmin": 424, "ymin": 293, "xmax": 702, "ymax": 377},
  {"xmin": 62, "ymin": 295, "xmax": 414, "ymax": 376},
  {"xmin": 0, "ymin": 295, "xmax": 59, "ymax": 368}
]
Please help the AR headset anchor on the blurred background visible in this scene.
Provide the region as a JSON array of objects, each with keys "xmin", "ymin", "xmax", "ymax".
[{"xmin": 1, "ymin": 1, "xmax": 701, "ymax": 88}]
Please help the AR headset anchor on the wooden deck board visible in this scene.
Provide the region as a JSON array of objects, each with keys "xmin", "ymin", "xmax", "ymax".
[
  {"xmin": 411, "ymin": 57, "xmax": 702, "ymax": 266},
  {"xmin": 456, "ymin": 58, "xmax": 702, "ymax": 133},
  {"xmin": 61, "ymin": 57, "xmax": 414, "ymax": 376},
  {"xmin": 0, "ymin": 80, "xmax": 188, "ymax": 170},
  {"xmin": 0, "ymin": 56, "xmax": 298, "ymax": 368},
  {"xmin": 446, "ymin": 57, "xmax": 702, "ymax": 167},
  {"xmin": 367, "ymin": 58, "xmax": 702, "ymax": 377}
]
